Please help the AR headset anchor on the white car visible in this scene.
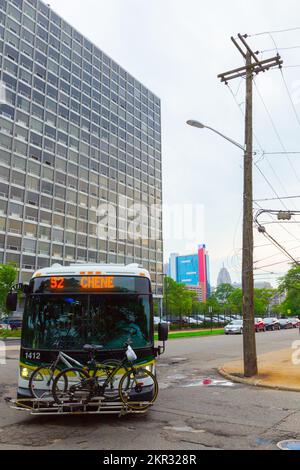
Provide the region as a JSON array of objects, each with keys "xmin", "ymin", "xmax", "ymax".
[
  {"xmin": 186, "ymin": 317, "xmax": 198, "ymax": 324},
  {"xmin": 154, "ymin": 316, "xmax": 170, "ymax": 325},
  {"xmin": 224, "ymin": 320, "xmax": 243, "ymax": 335}
]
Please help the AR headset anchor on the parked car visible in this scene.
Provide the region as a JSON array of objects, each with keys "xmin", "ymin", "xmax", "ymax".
[
  {"xmin": 168, "ymin": 316, "xmax": 190, "ymax": 327},
  {"xmin": 0, "ymin": 317, "xmax": 22, "ymax": 330},
  {"xmin": 254, "ymin": 318, "xmax": 266, "ymax": 332},
  {"xmin": 154, "ymin": 316, "xmax": 170, "ymax": 325},
  {"xmin": 263, "ymin": 318, "xmax": 280, "ymax": 331},
  {"xmin": 224, "ymin": 319, "xmax": 243, "ymax": 335},
  {"xmin": 192, "ymin": 315, "xmax": 205, "ymax": 323},
  {"xmin": 186, "ymin": 317, "xmax": 199, "ymax": 325},
  {"xmin": 278, "ymin": 318, "xmax": 293, "ymax": 329},
  {"xmin": 290, "ymin": 318, "xmax": 300, "ymax": 328}
]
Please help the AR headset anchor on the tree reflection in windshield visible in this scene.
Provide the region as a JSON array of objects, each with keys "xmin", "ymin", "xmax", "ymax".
[{"xmin": 22, "ymin": 294, "xmax": 151, "ymax": 350}]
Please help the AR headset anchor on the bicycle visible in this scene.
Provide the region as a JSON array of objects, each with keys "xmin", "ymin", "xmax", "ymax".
[
  {"xmin": 29, "ymin": 340, "xmax": 127, "ymax": 401},
  {"xmin": 52, "ymin": 343, "xmax": 159, "ymax": 411}
]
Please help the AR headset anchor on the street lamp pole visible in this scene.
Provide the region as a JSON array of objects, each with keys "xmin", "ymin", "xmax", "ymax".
[{"xmin": 187, "ymin": 117, "xmax": 258, "ymax": 377}]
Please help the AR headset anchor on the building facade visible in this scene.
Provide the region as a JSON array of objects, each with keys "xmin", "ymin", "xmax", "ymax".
[
  {"xmin": 0, "ymin": 0, "xmax": 163, "ymax": 294},
  {"xmin": 168, "ymin": 244, "xmax": 210, "ymax": 301}
]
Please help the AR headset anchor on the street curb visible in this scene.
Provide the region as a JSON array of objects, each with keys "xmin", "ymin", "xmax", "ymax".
[
  {"xmin": 218, "ymin": 366, "xmax": 300, "ymax": 393},
  {"xmin": 0, "ymin": 337, "xmax": 21, "ymax": 342}
]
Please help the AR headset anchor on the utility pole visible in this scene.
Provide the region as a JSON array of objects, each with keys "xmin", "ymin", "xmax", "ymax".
[{"xmin": 218, "ymin": 34, "xmax": 283, "ymax": 377}]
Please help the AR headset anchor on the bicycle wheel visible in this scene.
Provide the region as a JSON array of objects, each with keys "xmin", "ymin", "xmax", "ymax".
[
  {"xmin": 99, "ymin": 360, "xmax": 129, "ymax": 402},
  {"xmin": 118, "ymin": 368, "xmax": 158, "ymax": 411},
  {"xmin": 52, "ymin": 367, "xmax": 92, "ymax": 405},
  {"xmin": 29, "ymin": 365, "xmax": 66, "ymax": 400}
]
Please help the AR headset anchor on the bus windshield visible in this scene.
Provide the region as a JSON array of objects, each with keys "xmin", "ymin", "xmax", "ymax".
[{"xmin": 22, "ymin": 293, "xmax": 152, "ymax": 351}]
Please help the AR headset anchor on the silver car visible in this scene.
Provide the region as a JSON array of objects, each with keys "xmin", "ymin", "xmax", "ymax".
[{"xmin": 224, "ymin": 320, "xmax": 243, "ymax": 335}]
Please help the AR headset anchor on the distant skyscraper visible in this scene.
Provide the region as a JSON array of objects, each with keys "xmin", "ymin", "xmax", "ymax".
[
  {"xmin": 217, "ymin": 264, "xmax": 232, "ymax": 286},
  {"xmin": 168, "ymin": 253, "xmax": 178, "ymax": 281},
  {"xmin": 168, "ymin": 245, "xmax": 210, "ymax": 301}
]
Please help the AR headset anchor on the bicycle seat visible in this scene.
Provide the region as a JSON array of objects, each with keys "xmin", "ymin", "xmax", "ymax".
[{"xmin": 83, "ymin": 344, "xmax": 104, "ymax": 352}]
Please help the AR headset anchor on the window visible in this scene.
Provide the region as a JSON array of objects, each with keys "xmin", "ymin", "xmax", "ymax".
[
  {"xmin": 7, "ymin": 219, "xmax": 22, "ymax": 235},
  {"xmin": 10, "ymin": 186, "xmax": 24, "ymax": 202},
  {"xmin": 40, "ymin": 200, "xmax": 52, "ymax": 215},
  {"xmin": 7, "ymin": 235, "xmax": 21, "ymax": 251},
  {"xmin": 9, "ymin": 202, "xmax": 23, "ymax": 218},
  {"xmin": 26, "ymin": 191, "xmax": 39, "ymax": 206},
  {"xmin": 23, "ymin": 239, "xmax": 36, "ymax": 254}
]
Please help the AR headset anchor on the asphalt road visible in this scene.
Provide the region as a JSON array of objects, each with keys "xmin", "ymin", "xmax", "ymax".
[{"xmin": 1, "ymin": 330, "xmax": 300, "ymax": 450}]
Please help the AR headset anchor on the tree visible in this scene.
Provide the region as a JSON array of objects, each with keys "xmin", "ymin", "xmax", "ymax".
[
  {"xmin": 163, "ymin": 277, "xmax": 197, "ymax": 318},
  {"xmin": 277, "ymin": 264, "xmax": 300, "ymax": 316},
  {"xmin": 0, "ymin": 263, "xmax": 18, "ymax": 316},
  {"xmin": 213, "ymin": 283, "xmax": 235, "ymax": 304}
]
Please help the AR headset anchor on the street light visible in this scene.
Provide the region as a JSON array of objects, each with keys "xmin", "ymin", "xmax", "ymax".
[
  {"xmin": 187, "ymin": 118, "xmax": 257, "ymax": 378},
  {"xmin": 187, "ymin": 120, "xmax": 245, "ymax": 151}
]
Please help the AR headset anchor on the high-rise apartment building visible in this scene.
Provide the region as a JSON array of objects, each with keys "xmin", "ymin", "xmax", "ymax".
[{"xmin": 0, "ymin": 0, "xmax": 163, "ymax": 295}]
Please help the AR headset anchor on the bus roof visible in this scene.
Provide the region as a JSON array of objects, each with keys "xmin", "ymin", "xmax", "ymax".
[{"xmin": 32, "ymin": 263, "xmax": 151, "ymax": 281}]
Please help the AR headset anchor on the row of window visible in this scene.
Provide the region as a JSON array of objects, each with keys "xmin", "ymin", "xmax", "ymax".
[
  {"xmin": 0, "ymin": 231, "xmax": 162, "ymax": 256},
  {"xmin": 0, "ymin": 251, "xmax": 164, "ymax": 282},
  {"xmin": 0, "ymin": 219, "xmax": 163, "ymax": 249},
  {"xmin": 0, "ymin": 155, "xmax": 162, "ymax": 197},
  {"xmin": 0, "ymin": 78, "xmax": 161, "ymax": 150},
  {"xmin": 0, "ymin": 99, "xmax": 161, "ymax": 163},
  {"xmin": 0, "ymin": 135, "xmax": 161, "ymax": 181},
  {"xmin": 1, "ymin": 46, "xmax": 160, "ymax": 128}
]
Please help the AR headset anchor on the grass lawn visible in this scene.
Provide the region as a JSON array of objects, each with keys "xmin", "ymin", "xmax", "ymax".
[
  {"xmin": 0, "ymin": 329, "xmax": 224, "ymax": 341},
  {"xmin": 155, "ymin": 329, "xmax": 224, "ymax": 340},
  {"xmin": 0, "ymin": 329, "xmax": 21, "ymax": 339}
]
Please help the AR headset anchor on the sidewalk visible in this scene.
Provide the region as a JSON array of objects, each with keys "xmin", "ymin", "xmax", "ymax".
[{"xmin": 219, "ymin": 347, "xmax": 300, "ymax": 392}]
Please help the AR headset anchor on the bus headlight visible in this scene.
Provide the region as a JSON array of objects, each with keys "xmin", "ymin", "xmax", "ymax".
[
  {"xmin": 138, "ymin": 364, "xmax": 154, "ymax": 377},
  {"xmin": 20, "ymin": 367, "xmax": 30, "ymax": 380}
]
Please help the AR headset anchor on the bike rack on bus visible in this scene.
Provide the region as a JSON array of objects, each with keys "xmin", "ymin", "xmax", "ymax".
[{"xmin": 4, "ymin": 396, "xmax": 152, "ymax": 417}]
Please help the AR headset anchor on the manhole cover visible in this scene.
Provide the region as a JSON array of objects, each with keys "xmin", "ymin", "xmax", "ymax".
[{"xmin": 277, "ymin": 440, "xmax": 300, "ymax": 450}]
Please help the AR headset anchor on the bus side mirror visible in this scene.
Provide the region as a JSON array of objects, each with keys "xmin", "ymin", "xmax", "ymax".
[
  {"xmin": 6, "ymin": 293, "xmax": 18, "ymax": 312},
  {"xmin": 158, "ymin": 322, "xmax": 169, "ymax": 342}
]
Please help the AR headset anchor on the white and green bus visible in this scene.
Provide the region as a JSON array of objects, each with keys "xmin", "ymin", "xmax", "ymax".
[{"xmin": 7, "ymin": 263, "xmax": 168, "ymax": 404}]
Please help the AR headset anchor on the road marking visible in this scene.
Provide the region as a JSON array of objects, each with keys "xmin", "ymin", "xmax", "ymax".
[{"xmin": 163, "ymin": 426, "xmax": 205, "ymax": 433}]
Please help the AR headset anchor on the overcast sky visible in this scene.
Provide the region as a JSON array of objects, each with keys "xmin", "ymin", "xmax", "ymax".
[{"xmin": 49, "ymin": 0, "xmax": 300, "ymax": 286}]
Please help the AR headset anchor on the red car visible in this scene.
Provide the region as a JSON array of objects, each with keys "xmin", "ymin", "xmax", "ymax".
[
  {"xmin": 255, "ymin": 318, "xmax": 266, "ymax": 332},
  {"xmin": 291, "ymin": 318, "xmax": 300, "ymax": 328}
]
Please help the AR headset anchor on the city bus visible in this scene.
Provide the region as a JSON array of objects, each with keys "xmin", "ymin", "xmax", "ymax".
[{"xmin": 6, "ymin": 263, "xmax": 168, "ymax": 405}]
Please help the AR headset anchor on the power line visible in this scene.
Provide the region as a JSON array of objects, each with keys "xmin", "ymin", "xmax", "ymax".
[
  {"xmin": 253, "ymin": 164, "xmax": 289, "ymax": 210},
  {"xmin": 247, "ymin": 27, "xmax": 300, "ymax": 37},
  {"xmin": 261, "ymin": 45, "xmax": 300, "ymax": 53},
  {"xmin": 280, "ymin": 68, "xmax": 300, "ymax": 128},
  {"xmin": 254, "ymin": 259, "xmax": 295, "ymax": 270},
  {"xmin": 227, "ymin": 74, "xmax": 300, "ymax": 212},
  {"xmin": 264, "ymin": 151, "xmax": 300, "ymax": 155},
  {"xmin": 254, "ymin": 195, "xmax": 300, "ymax": 202},
  {"xmin": 253, "ymin": 78, "xmax": 300, "ymax": 185}
]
